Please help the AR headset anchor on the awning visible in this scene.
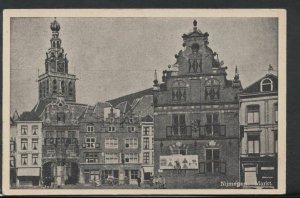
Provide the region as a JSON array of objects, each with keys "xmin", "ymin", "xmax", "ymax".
[
  {"xmin": 17, "ymin": 168, "xmax": 40, "ymax": 176},
  {"xmin": 143, "ymin": 167, "xmax": 154, "ymax": 173}
]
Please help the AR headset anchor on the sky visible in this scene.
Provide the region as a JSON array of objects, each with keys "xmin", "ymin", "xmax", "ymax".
[{"xmin": 10, "ymin": 17, "xmax": 278, "ymax": 115}]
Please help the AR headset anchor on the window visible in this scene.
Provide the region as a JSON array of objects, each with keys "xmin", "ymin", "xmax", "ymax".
[
  {"xmin": 68, "ymin": 82, "xmax": 73, "ymax": 96},
  {"xmin": 143, "ymin": 127, "xmax": 150, "ymax": 136},
  {"xmin": 21, "ymin": 138, "xmax": 28, "ymax": 150},
  {"xmin": 68, "ymin": 131, "xmax": 76, "ymax": 138},
  {"xmin": 172, "ymin": 81, "xmax": 187, "ymax": 102},
  {"xmin": 105, "ymin": 138, "xmax": 118, "ymax": 149},
  {"xmin": 32, "ymin": 126, "xmax": 38, "ymax": 135},
  {"xmin": 87, "ymin": 125, "xmax": 94, "ymax": 132},
  {"xmin": 129, "ymin": 118, "xmax": 134, "ymax": 123},
  {"xmin": 102, "ymin": 170, "xmax": 119, "ymax": 179},
  {"xmin": 152, "ymin": 152, "xmax": 154, "ymax": 165},
  {"xmin": 274, "ymin": 131, "xmax": 278, "ymax": 153},
  {"xmin": 10, "ymin": 156, "xmax": 15, "ymax": 167},
  {"xmin": 247, "ymin": 105, "xmax": 260, "ymax": 124},
  {"xmin": 86, "ymin": 137, "xmax": 96, "ymax": 148},
  {"xmin": 274, "ymin": 103, "xmax": 278, "ymax": 123},
  {"xmin": 46, "ymin": 131, "xmax": 54, "ymax": 138},
  {"xmin": 21, "ymin": 126, "xmax": 28, "ymax": 135},
  {"xmin": 10, "ymin": 141, "xmax": 15, "ymax": 152},
  {"xmin": 85, "ymin": 153, "xmax": 98, "ymax": 163},
  {"xmin": 206, "ymin": 149, "xmax": 221, "ymax": 173},
  {"xmin": 108, "ymin": 126, "xmax": 116, "ymax": 132},
  {"xmin": 105, "ymin": 153, "xmax": 119, "ymax": 164},
  {"xmin": 21, "ymin": 154, "xmax": 28, "ymax": 165},
  {"xmin": 61, "ymin": 81, "xmax": 65, "ymax": 94},
  {"xmin": 125, "ymin": 138, "xmax": 138, "ymax": 149},
  {"xmin": 131, "ymin": 170, "xmax": 139, "ymax": 180},
  {"xmin": 32, "ymin": 154, "xmax": 38, "ymax": 165},
  {"xmin": 56, "ymin": 131, "xmax": 64, "ymax": 144},
  {"xmin": 170, "ymin": 114, "xmax": 186, "ymax": 136},
  {"xmin": 127, "ymin": 126, "xmax": 135, "ymax": 132},
  {"xmin": 57, "ymin": 112, "xmax": 65, "ymax": 123},
  {"xmin": 188, "ymin": 53, "xmax": 202, "ymax": 73},
  {"xmin": 247, "ymin": 135, "xmax": 260, "ymax": 156},
  {"xmin": 53, "ymin": 79, "xmax": 57, "ymax": 94},
  {"xmin": 261, "ymin": 78, "xmax": 273, "ymax": 92},
  {"xmin": 143, "ymin": 138, "xmax": 150, "ymax": 149},
  {"xmin": 125, "ymin": 153, "xmax": 138, "ymax": 163},
  {"xmin": 172, "ymin": 148, "xmax": 187, "ymax": 155},
  {"xmin": 143, "ymin": 152, "xmax": 150, "ymax": 164},
  {"xmin": 206, "ymin": 113, "xmax": 221, "ymax": 136},
  {"xmin": 32, "ymin": 139, "xmax": 38, "ymax": 150},
  {"xmin": 205, "ymin": 79, "xmax": 220, "ymax": 100}
]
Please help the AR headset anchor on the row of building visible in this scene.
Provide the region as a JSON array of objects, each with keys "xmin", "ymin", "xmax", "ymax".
[{"xmin": 10, "ymin": 19, "xmax": 278, "ymax": 189}]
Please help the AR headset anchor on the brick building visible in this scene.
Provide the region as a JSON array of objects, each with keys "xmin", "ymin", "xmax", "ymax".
[
  {"xmin": 239, "ymin": 72, "xmax": 278, "ymax": 188},
  {"xmin": 153, "ymin": 20, "xmax": 242, "ymax": 188},
  {"xmin": 78, "ymin": 103, "xmax": 142, "ymax": 185}
]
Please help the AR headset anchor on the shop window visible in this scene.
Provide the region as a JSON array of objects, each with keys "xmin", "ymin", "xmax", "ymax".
[
  {"xmin": 205, "ymin": 79, "xmax": 220, "ymax": 100},
  {"xmin": 247, "ymin": 105, "xmax": 260, "ymax": 124},
  {"xmin": 248, "ymin": 135, "xmax": 260, "ymax": 156},
  {"xmin": 131, "ymin": 170, "xmax": 139, "ymax": 180}
]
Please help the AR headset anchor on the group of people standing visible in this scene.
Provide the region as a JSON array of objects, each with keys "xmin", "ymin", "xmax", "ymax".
[{"xmin": 151, "ymin": 175, "xmax": 166, "ymax": 189}]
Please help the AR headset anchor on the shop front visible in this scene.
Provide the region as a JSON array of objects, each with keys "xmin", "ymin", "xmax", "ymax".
[{"xmin": 16, "ymin": 167, "xmax": 41, "ymax": 187}]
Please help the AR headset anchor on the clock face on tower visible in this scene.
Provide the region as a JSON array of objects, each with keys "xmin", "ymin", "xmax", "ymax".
[{"xmin": 57, "ymin": 62, "xmax": 65, "ymax": 73}]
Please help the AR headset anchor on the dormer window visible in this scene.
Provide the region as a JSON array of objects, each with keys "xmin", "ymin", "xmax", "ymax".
[
  {"xmin": 260, "ymin": 78, "xmax": 273, "ymax": 92},
  {"xmin": 87, "ymin": 125, "xmax": 94, "ymax": 132}
]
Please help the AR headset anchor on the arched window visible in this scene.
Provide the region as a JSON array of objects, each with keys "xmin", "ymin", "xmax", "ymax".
[
  {"xmin": 53, "ymin": 79, "xmax": 57, "ymax": 94},
  {"xmin": 39, "ymin": 82, "xmax": 42, "ymax": 98},
  {"xmin": 61, "ymin": 81, "xmax": 65, "ymax": 94},
  {"xmin": 260, "ymin": 78, "xmax": 273, "ymax": 92},
  {"xmin": 172, "ymin": 80, "xmax": 187, "ymax": 102},
  {"xmin": 68, "ymin": 82, "xmax": 73, "ymax": 96},
  {"xmin": 205, "ymin": 79, "xmax": 220, "ymax": 100}
]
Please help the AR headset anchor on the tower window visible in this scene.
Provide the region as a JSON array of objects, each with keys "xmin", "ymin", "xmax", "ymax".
[
  {"xmin": 61, "ymin": 81, "xmax": 65, "ymax": 93},
  {"xmin": 261, "ymin": 78, "xmax": 273, "ymax": 92},
  {"xmin": 53, "ymin": 79, "xmax": 57, "ymax": 94},
  {"xmin": 68, "ymin": 82, "xmax": 73, "ymax": 96}
]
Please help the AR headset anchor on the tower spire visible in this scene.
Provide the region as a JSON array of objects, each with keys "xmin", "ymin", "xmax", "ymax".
[
  {"xmin": 193, "ymin": 20, "xmax": 197, "ymax": 31},
  {"xmin": 153, "ymin": 69, "xmax": 158, "ymax": 86},
  {"xmin": 234, "ymin": 65, "xmax": 239, "ymax": 80}
]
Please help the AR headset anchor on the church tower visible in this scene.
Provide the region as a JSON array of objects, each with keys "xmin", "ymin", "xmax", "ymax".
[{"xmin": 38, "ymin": 18, "xmax": 77, "ymax": 102}]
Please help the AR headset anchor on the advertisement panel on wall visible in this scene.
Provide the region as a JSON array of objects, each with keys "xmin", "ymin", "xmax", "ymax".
[{"xmin": 160, "ymin": 154, "xmax": 198, "ymax": 169}]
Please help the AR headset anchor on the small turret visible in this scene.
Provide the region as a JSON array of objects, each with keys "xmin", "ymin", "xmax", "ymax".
[
  {"xmin": 232, "ymin": 66, "xmax": 242, "ymax": 89},
  {"xmin": 153, "ymin": 70, "xmax": 160, "ymax": 91}
]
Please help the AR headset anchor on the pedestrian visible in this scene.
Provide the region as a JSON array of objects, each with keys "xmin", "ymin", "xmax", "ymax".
[
  {"xmin": 153, "ymin": 176, "xmax": 158, "ymax": 189},
  {"xmin": 137, "ymin": 176, "xmax": 141, "ymax": 187},
  {"xmin": 158, "ymin": 175, "xmax": 162, "ymax": 189}
]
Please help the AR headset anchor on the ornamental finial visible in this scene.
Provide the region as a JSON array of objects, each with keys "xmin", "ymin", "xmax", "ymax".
[{"xmin": 193, "ymin": 20, "xmax": 197, "ymax": 27}]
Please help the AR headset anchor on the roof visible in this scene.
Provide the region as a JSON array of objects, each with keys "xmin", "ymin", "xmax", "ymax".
[
  {"xmin": 242, "ymin": 74, "xmax": 278, "ymax": 94},
  {"xmin": 107, "ymin": 88, "xmax": 153, "ymax": 107},
  {"xmin": 31, "ymin": 99, "xmax": 52, "ymax": 117},
  {"xmin": 141, "ymin": 115, "xmax": 154, "ymax": 122},
  {"xmin": 19, "ymin": 111, "xmax": 41, "ymax": 121}
]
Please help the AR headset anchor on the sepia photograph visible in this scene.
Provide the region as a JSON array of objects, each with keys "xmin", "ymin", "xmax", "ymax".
[{"xmin": 2, "ymin": 9, "xmax": 286, "ymax": 195}]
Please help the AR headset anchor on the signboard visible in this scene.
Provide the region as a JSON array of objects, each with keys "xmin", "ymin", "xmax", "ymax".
[{"xmin": 160, "ymin": 155, "xmax": 198, "ymax": 169}]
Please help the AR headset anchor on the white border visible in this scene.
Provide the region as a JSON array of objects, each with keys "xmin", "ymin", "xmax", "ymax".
[{"xmin": 2, "ymin": 9, "xmax": 286, "ymax": 195}]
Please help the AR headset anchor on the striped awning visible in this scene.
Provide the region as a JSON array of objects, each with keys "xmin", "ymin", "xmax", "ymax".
[{"xmin": 17, "ymin": 168, "xmax": 40, "ymax": 176}]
